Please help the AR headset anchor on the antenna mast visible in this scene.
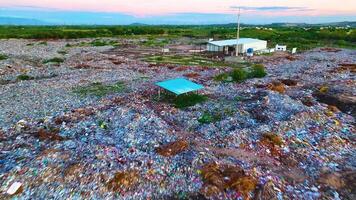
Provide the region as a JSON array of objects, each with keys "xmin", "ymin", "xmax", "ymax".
[{"xmin": 236, "ymin": 7, "xmax": 241, "ymax": 56}]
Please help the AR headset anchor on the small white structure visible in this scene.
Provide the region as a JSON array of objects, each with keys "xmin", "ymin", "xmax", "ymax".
[
  {"xmin": 275, "ymin": 44, "xmax": 287, "ymax": 51},
  {"xmin": 161, "ymin": 48, "xmax": 170, "ymax": 53},
  {"xmin": 207, "ymin": 38, "xmax": 267, "ymax": 55},
  {"xmin": 291, "ymin": 48, "xmax": 297, "ymax": 54}
]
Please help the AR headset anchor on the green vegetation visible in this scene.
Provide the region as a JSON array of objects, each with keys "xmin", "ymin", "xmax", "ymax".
[
  {"xmin": 57, "ymin": 50, "xmax": 68, "ymax": 55},
  {"xmin": 198, "ymin": 112, "xmax": 222, "ymax": 124},
  {"xmin": 43, "ymin": 57, "xmax": 65, "ymax": 64},
  {"xmin": 0, "ymin": 54, "xmax": 8, "ymax": 60},
  {"xmin": 144, "ymin": 55, "xmax": 236, "ymax": 67},
  {"xmin": 39, "ymin": 41, "xmax": 48, "ymax": 45},
  {"xmin": 73, "ymin": 81, "xmax": 125, "ymax": 97},
  {"xmin": 198, "ymin": 107, "xmax": 235, "ymax": 124},
  {"xmin": 141, "ymin": 38, "xmax": 169, "ymax": 47},
  {"xmin": 17, "ymin": 74, "xmax": 34, "ymax": 81},
  {"xmin": 231, "ymin": 68, "xmax": 249, "ymax": 82},
  {"xmin": 98, "ymin": 120, "xmax": 108, "ymax": 129},
  {"xmin": 65, "ymin": 39, "xmax": 119, "ymax": 47},
  {"xmin": 249, "ymin": 64, "xmax": 267, "ymax": 78},
  {"xmin": 0, "ymin": 25, "xmax": 354, "ymax": 50},
  {"xmin": 214, "ymin": 64, "xmax": 267, "ymax": 82},
  {"xmin": 158, "ymin": 92, "xmax": 208, "ymax": 109}
]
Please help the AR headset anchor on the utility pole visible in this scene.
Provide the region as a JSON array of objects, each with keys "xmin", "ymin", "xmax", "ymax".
[{"xmin": 235, "ymin": 7, "xmax": 241, "ymax": 57}]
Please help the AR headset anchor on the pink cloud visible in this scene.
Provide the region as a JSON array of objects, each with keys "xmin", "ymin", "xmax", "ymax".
[{"xmin": 1, "ymin": 0, "xmax": 355, "ymax": 16}]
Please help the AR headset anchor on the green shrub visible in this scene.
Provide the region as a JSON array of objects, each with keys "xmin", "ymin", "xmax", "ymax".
[
  {"xmin": 173, "ymin": 93, "xmax": 208, "ymax": 108},
  {"xmin": 198, "ymin": 112, "xmax": 222, "ymax": 124},
  {"xmin": 43, "ymin": 57, "xmax": 64, "ymax": 64},
  {"xmin": 39, "ymin": 41, "xmax": 48, "ymax": 45},
  {"xmin": 231, "ymin": 68, "xmax": 248, "ymax": 82},
  {"xmin": 158, "ymin": 92, "xmax": 208, "ymax": 109},
  {"xmin": 57, "ymin": 50, "xmax": 67, "ymax": 55},
  {"xmin": 250, "ymin": 64, "xmax": 267, "ymax": 78},
  {"xmin": 213, "ymin": 72, "xmax": 231, "ymax": 82},
  {"xmin": 0, "ymin": 54, "xmax": 8, "ymax": 60},
  {"xmin": 90, "ymin": 40, "xmax": 108, "ymax": 47},
  {"xmin": 73, "ymin": 81, "xmax": 125, "ymax": 97},
  {"xmin": 17, "ymin": 74, "xmax": 34, "ymax": 81}
]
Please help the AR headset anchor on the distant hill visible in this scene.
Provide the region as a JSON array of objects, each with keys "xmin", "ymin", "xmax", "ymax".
[
  {"xmin": 0, "ymin": 17, "xmax": 52, "ymax": 25},
  {"xmin": 129, "ymin": 23, "xmax": 149, "ymax": 26},
  {"xmin": 269, "ymin": 21, "xmax": 356, "ymax": 28}
]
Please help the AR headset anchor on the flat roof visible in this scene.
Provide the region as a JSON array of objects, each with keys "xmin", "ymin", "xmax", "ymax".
[
  {"xmin": 155, "ymin": 78, "xmax": 204, "ymax": 95},
  {"xmin": 208, "ymin": 38, "xmax": 266, "ymax": 47}
]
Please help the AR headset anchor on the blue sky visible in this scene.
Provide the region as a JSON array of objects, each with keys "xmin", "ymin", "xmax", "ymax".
[{"xmin": 0, "ymin": 1, "xmax": 355, "ymax": 25}]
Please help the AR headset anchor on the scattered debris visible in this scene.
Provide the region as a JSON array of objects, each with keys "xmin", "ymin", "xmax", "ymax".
[{"xmin": 6, "ymin": 182, "xmax": 23, "ymax": 196}]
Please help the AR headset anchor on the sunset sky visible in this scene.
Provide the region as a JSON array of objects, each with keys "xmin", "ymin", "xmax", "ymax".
[{"xmin": 1, "ymin": 0, "xmax": 355, "ymax": 24}]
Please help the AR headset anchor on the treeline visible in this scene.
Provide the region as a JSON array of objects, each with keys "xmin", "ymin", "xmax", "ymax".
[
  {"xmin": 0, "ymin": 26, "xmax": 168, "ymax": 39},
  {"xmin": 0, "ymin": 25, "xmax": 354, "ymax": 50}
]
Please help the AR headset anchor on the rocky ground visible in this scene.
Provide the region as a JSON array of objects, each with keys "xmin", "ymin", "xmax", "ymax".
[{"xmin": 0, "ymin": 39, "xmax": 355, "ymax": 200}]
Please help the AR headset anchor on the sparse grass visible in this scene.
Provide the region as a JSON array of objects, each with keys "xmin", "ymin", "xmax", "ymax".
[
  {"xmin": 90, "ymin": 40, "xmax": 110, "ymax": 47},
  {"xmin": 198, "ymin": 112, "xmax": 222, "ymax": 124},
  {"xmin": 57, "ymin": 50, "xmax": 68, "ymax": 55},
  {"xmin": 144, "ymin": 55, "xmax": 237, "ymax": 67},
  {"xmin": 39, "ymin": 41, "xmax": 48, "ymax": 45},
  {"xmin": 158, "ymin": 92, "xmax": 208, "ymax": 109},
  {"xmin": 65, "ymin": 40, "xmax": 119, "ymax": 47},
  {"xmin": 73, "ymin": 81, "xmax": 125, "ymax": 97},
  {"xmin": 43, "ymin": 57, "xmax": 65, "ymax": 64},
  {"xmin": 213, "ymin": 72, "xmax": 231, "ymax": 82},
  {"xmin": 0, "ymin": 54, "xmax": 8, "ymax": 60},
  {"xmin": 141, "ymin": 38, "xmax": 169, "ymax": 47},
  {"xmin": 17, "ymin": 74, "xmax": 34, "ymax": 81},
  {"xmin": 198, "ymin": 107, "xmax": 235, "ymax": 124},
  {"xmin": 215, "ymin": 64, "xmax": 267, "ymax": 83}
]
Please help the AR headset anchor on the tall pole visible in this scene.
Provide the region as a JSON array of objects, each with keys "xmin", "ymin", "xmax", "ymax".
[{"xmin": 235, "ymin": 7, "xmax": 241, "ymax": 57}]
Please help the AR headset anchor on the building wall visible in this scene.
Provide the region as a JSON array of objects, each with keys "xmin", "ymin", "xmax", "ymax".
[
  {"xmin": 207, "ymin": 41, "xmax": 267, "ymax": 53},
  {"xmin": 207, "ymin": 44, "xmax": 223, "ymax": 52},
  {"xmin": 241, "ymin": 41, "xmax": 267, "ymax": 53}
]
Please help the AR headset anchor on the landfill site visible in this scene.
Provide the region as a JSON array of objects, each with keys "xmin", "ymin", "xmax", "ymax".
[{"xmin": 0, "ymin": 38, "xmax": 355, "ymax": 200}]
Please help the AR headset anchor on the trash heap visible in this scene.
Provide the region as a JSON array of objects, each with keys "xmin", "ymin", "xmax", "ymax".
[{"xmin": 0, "ymin": 40, "xmax": 355, "ymax": 200}]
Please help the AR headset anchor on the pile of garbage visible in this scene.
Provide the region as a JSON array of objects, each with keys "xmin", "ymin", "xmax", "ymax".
[{"xmin": 0, "ymin": 40, "xmax": 355, "ymax": 199}]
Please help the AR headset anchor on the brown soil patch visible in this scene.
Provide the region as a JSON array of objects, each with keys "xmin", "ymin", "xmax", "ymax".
[
  {"xmin": 280, "ymin": 79, "xmax": 298, "ymax": 86},
  {"xmin": 320, "ymin": 48, "xmax": 342, "ymax": 53},
  {"xmin": 107, "ymin": 170, "xmax": 140, "ymax": 192},
  {"xmin": 261, "ymin": 133, "xmax": 284, "ymax": 146},
  {"xmin": 200, "ymin": 162, "xmax": 257, "ymax": 198},
  {"xmin": 267, "ymin": 81, "xmax": 286, "ymax": 94},
  {"xmin": 318, "ymin": 173, "xmax": 345, "ymax": 189},
  {"xmin": 156, "ymin": 139, "xmax": 189, "ymax": 157},
  {"xmin": 285, "ymin": 55, "xmax": 297, "ymax": 61},
  {"xmin": 301, "ymin": 97, "xmax": 315, "ymax": 107},
  {"xmin": 74, "ymin": 63, "xmax": 91, "ymax": 69},
  {"xmin": 184, "ymin": 72, "xmax": 200, "ymax": 78},
  {"xmin": 175, "ymin": 66, "xmax": 190, "ymax": 72},
  {"xmin": 330, "ymin": 63, "xmax": 356, "ymax": 73},
  {"xmin": 36, "ymin": 128, "xmax": 64, "ymax": 141},
  {"xmin": 55, "ymin": 107, "xmax": 95, "ymax": 125}
]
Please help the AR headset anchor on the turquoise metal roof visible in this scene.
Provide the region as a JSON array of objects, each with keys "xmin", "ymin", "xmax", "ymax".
[{"xmin": 155, "ymin": 78, "xmax": 204, "ymax": 95}]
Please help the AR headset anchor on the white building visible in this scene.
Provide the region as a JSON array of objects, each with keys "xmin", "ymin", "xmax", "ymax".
[
  {"xmin": 207, "ymin": 38, "xmax": 267, "ymax": 55},
  {"xmin": 275, "ymin": 44, "xmax": 287, "ymax": 51}
]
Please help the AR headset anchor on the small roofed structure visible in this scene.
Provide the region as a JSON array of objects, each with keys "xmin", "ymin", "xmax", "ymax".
[{"xmin": 155, "ymin": 78, "xmax": 204, "ymax": 96}]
